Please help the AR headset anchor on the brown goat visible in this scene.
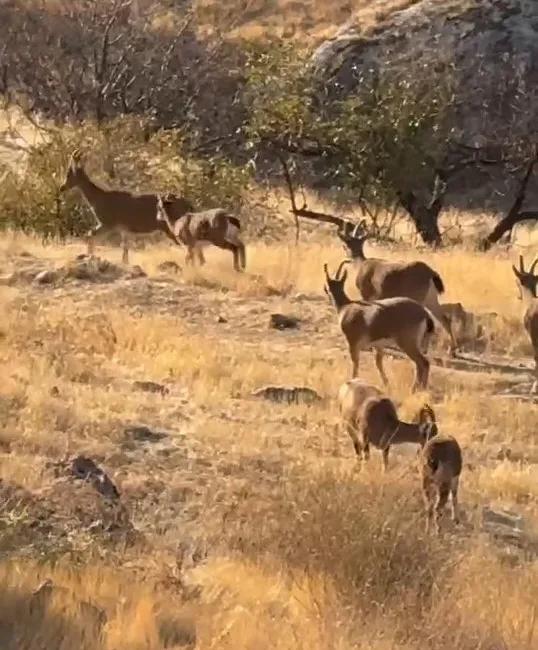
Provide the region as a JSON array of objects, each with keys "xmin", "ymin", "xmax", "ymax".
[
  {"xmin": 512, "ymin": 255, "xmax": 538, "ymax": 394},
  {"xmin": 348, "ymin": 392, "xmax": 438, "ymax": 469},
  {"xmin": 420, "ymin": 434, "xmax": 462, "ymax": 533},
  {"xmin": 59, "ymin": 149, "xmax": 193, "ymax": 264},
  {"xmin": 337, "ymin": 221, "xmax": 457, "ymax": 354},
  {"xmin": 323, "ymin": 261, "xmax": 435, "ymax": 392},
  {"xmin": 156, "ymin": 195, "xmax": 246, "ymax": 272}
]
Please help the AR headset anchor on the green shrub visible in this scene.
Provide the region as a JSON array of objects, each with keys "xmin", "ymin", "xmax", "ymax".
[{"xmin": 0, "ymin": 118, "xmax": 252, "ymax": 240}]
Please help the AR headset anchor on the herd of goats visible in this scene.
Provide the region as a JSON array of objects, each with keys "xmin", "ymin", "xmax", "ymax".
[{"xmin": 58, "ymin": 149, "xmax": 538, "ymax": 533}]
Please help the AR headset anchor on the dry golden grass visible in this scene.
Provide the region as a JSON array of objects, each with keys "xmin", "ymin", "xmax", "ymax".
[
  {"xmin": 0, "ymin": 227, "xmax": 537, "ymax": 649},
  {"xmin": 194, "ymin": 0, "xmax": 425, "ymax": 42}
]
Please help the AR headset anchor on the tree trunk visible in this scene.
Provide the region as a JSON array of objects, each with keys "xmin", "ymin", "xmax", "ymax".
[
  {"xmin": 480, "ymin": 148, "xmax": 538, "ymax": 251},
  {"xmin": 480, "ymin": 211, "xmax": 538, "ymax": 250},
  {"xmin": 397, "ymin": 191, "xmax": 443, "ymax": 246}
]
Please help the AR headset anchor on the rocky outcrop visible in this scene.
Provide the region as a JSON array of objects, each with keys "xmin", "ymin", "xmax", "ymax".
[{"xmin": 311, "ymin": 0, "xmax": 538, "ymax": 210}]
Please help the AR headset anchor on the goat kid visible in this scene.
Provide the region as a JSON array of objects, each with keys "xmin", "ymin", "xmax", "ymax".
[
  {"xmin": 420, "ymin": 434, "xmax": 463, "ymax": 534},
  {"xmin": 156, "ymin": 195, "xmax": 246, "ymax": 272}
]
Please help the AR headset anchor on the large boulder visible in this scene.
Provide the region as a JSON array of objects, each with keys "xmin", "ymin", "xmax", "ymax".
[{"xmin": 311, "ymin": 0, "xmax": 538, "ymax": 209}]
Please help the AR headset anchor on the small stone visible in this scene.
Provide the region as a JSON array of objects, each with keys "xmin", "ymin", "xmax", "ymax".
[
  {"xmin": 132, "ymin": 380, "xmax": 170, "ymax": 396},
  {"xmin": 124, "ymin": 425, "xmax": 168, "ymax": 443},
  {"xmin": 33, "ymin": 269, "xmax": 57, "ymax": 285},
  {"xmin": 128, "ymin": 265, "xmax": 147, "ymax": 279},
  {"xmin": 251, "ymin": 385, "xmax": 322, "ymax": 405},
  {"xmin": 269, "ymin": 313, "xmax": 301, "ymax": 330},
  {"xmin": 158, "ymin": 260, "xmax": 181, "ymax": 274},
  {"xmin": 216, "ymin": 315, "xmax": 228, "ymax": 323},
  {"xmin": 69, "ymin": 455, "xmax": 120, "ymax": 499}
]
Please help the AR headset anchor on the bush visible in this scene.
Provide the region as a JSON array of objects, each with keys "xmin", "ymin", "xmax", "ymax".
[{"xmin": 0, "ymin": 119, "xmax": 253, "ymax": 239}]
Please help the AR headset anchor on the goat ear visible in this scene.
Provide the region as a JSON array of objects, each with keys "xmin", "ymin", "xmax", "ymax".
[
  {"xmin": 512, "ymin": 264, "xmax": 522, "ymax": 279},
  {"xmin": 423, "ymin": 403, "xmax": 436, "ymax": 422}
]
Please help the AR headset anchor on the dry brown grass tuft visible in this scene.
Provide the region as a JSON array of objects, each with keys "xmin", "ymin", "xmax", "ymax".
[{"xmin": 0, "ymin": 227, "xmax": 537, "ymax": 649}]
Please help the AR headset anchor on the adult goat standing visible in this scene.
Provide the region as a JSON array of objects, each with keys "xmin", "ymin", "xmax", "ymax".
[
  {"xmin": 59, "ymin": 149, "xmax": 192, "ymax": 264},
  {"xmin": 511, "ymin": 254, "xmax": 538, "ymax": 393},
  {"xmin": 337, "ymin": 221, "xmax": 458, "ymax": 354},
  {"xmin": 323, "ymin": 261, "xmax": 434, "ymax": 391}
]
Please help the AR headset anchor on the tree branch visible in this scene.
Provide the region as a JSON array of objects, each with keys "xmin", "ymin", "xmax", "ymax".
[{"xmin": 480, "ymin": 144, "xmax": 538, "ymax": 250}]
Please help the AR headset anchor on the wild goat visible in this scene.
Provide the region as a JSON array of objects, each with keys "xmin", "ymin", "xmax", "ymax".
[
  {"xmin": 511, "ymin": 254, "xmax": 538, "ymax": 393},
  {"xmin": 323, "ymin": 261, "xmax": 434, "ymax": 391},
  {"xmin": 337, "ymin": 221, "xmax": 458, "ymax": 355},
  {"xmin": 340, "ymin": 386, "xmax": 438, "ymax": 469},
  {"xmin": 59, "ymin": 149, "xmax": 193, "ymax": 264},
  {"xmin": 420, "ymin": 434, "xmax": 462, "ymax": 533},
  {"xmin": 155, "ymin": 195, "xmax": 246, "ymax": 272}
]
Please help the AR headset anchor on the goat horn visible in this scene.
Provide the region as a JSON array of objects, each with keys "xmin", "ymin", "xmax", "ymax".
[
  {"xmin": 519, "ymin": 254, "xmax": 525, "ymax": 273},
  {"xmin": 335, "ymin": 259, "xmax": 352, "ymax": 279},
  {"xmin": 352, "ymin": 219, "xmax": 366, "ymax": 237},
  {"xmin": 323, "ymin": 263, "xmax": 331, "ymax": 281},
  {"xmin": 71, "ymin": 148, "xmax": 82, "ymax": 162},
  {"xmin": 529, "ymin": 256, "xmax": 538, "ymax": 275}
]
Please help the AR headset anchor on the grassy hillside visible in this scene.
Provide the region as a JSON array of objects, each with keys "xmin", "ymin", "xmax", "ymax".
[
  {"xmin": 0, "ymin": 231, "xmax": 537, "ymax": 649},
  {"xmin": 194, "ymin": 0, "xmax": 422, "ymax": 40},
  {"xmin": 0, "ymin": 1, "xmax": 537, "ymax": 648}
]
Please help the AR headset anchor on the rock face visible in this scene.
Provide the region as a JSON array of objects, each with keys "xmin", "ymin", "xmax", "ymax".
[{"xmin": 311, "ymin": 0, "xmax": 538, "ymax": 209}]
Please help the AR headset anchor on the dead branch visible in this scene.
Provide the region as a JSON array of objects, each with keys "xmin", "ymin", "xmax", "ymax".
[
  {"xmin": 480, "ymin": 144, "xmax": 538, "ymax": 250},
  {"xmin": 275, "ymin": 152, "xmax": 352, "ymax": 242}
]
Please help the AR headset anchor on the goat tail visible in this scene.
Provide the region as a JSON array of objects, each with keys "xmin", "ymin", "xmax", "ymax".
[
  {"xmin": 431, "ymin": 271, "xmax": 445, "ymax": 294},
  {"xmin": 429, "ymin": 460, "xmax": 453, "ymax": 486}
]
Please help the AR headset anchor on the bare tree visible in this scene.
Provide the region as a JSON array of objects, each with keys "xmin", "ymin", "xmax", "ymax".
[{"xmin": 0, "ymin": 0, "xmax": 245, "ymax": 147}]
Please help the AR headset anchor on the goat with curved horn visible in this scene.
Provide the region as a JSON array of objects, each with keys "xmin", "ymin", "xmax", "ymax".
[
  {"xmin": 335, "ymin": 259, "xmax": 352, "ymax": 279},
  {"xmin": 323, "ymin": 262, "xmax": 435, "ymax": 391},
  {"xmin": 59, "ymin": 150, "xmax": 194, "ymax": 265},
  {"xmin": 510, "ymin": 255, "xmax": 538, "ymax": 394},
  {"xmin": 352, "ymin": 219, "xmax": 367, "ymax": 237},
  {"xmin": 336, "ymin": 217, "xmax": 457, "ymax": 356}
]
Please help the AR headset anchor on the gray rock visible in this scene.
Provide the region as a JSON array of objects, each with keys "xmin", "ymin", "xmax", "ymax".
[
  {"xmin": 33, "ymin": 269, "xmax": 58, "ymax": 285},
  {"xmin": 310, "ymin": 0, "xmax": 538, "ymax": 209},
  {"xmin": 124, "ymin": 425, "xmax": 168, "ymax": 443},
  {"xmin": 127, "ymin": 265, "xmax": 147, "ymax": 279},
  {"xmin": 482, "ymin": 506, "xmax": 527, "ymax": 547},
  {"xmin": 70, "ymin": 455, "xmax": 120, "ymax": 499},
  {"xmin": 158, "ymin": 260, "xmax": 181, "ymax": 274},
  {"xmin": 251, "ymin": 385, "xmax": 322, "ymax": 405},
  {"xmin": 269, "ymin": 313, "xmax": 301, "ymax": 330},
  {"xmin": 132, "ymin": 380, "xmax": 170, "ymax": 396}
]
